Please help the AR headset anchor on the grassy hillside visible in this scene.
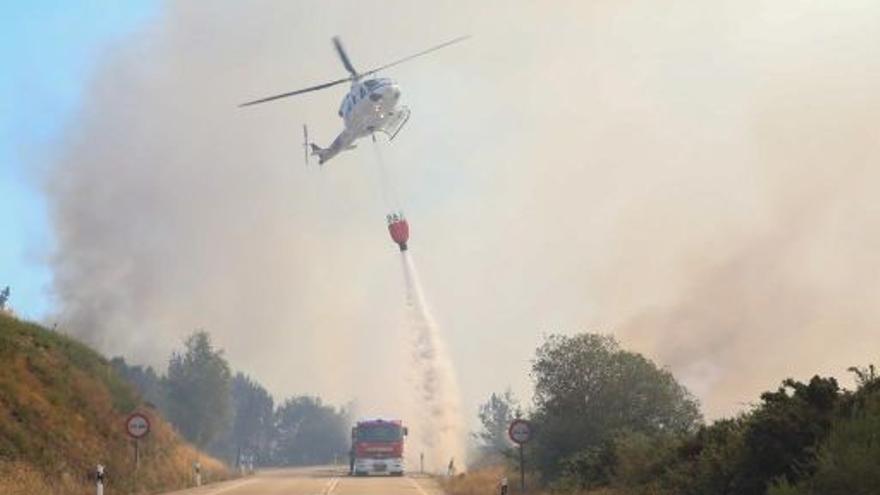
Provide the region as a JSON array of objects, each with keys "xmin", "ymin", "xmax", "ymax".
[{"xmin": 0, "ymin": 313, "xmax": 231, "ymax": 494}]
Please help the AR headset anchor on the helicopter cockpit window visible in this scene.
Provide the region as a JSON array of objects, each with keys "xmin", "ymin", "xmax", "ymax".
[{"xmin": 364, "ymin": 80, "xmax": 379, "ymax": 90}]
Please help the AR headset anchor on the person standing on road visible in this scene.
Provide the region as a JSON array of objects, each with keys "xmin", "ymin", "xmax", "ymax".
[{"xmin": 349, "ymin": 447, "xmax": 355, "ymax": 475}]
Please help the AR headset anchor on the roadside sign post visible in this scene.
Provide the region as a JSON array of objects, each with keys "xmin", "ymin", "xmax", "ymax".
[
  {"xmin": 125, "ymin": 412, "xmax": 151, "ymax": 492},
  {"xmin": 518, "ymin": 446, "xmax": 524, "ymax": 492},
  {"xmin": 508, "ymin": 419, "xmax": 532, "ymax": 493}
]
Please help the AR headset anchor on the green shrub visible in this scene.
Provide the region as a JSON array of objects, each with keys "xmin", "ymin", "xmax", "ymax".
[{"xmin": 769, "ymin": 393, "xmax": 880, "ymax": 495}]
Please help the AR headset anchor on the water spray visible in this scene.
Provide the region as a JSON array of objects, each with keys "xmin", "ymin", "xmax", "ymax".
[
  {"xmin": 370, "ymin": 139, "xmax": 465, "ymax": 470},
  {"xmin": 399, "ymin": 251, "xmax": 466, "ymax": 472}
]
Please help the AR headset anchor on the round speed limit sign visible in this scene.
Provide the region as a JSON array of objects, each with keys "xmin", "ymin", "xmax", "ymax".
[
  {"xmin": 126, "ymin": 413, "xmax": 151, "ymax": 439},
  {"xmin": 508, "ymin": 419, "xmax": 532, "ymax": 444}
]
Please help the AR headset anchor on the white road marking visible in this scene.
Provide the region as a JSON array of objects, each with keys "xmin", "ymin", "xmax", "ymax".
[
  {"xmin": 323, "ymin": 476, "xmax": 341, "ymax": 495},
  {"xmin": 407, "ymin": 476, "xmax": 432, "ymax": 495}
]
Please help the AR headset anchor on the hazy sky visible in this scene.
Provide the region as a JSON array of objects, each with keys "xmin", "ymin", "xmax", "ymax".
[
  {"xmin": 10, "ymin": 0, "xmax": 880, "ymax": 426},
  {"xmin": 0, "ymin": 1, "xmax": 158, "ymax": 319}
]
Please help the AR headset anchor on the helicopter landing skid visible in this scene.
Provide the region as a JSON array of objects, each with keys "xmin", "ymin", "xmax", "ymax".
[{"xmin": 379, "ymin": 106, "xmax": 411, "ymax": 141}]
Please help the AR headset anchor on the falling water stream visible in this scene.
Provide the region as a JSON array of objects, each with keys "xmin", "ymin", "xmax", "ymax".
[{"xmin": 400, "ymin": 252, "xmax": 466, "ymax": 473}]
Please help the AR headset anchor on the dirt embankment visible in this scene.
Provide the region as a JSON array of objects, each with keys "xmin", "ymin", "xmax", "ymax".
[{"xmin": 0, "ymin": 314, "xmax": 231, "ymax": 494}]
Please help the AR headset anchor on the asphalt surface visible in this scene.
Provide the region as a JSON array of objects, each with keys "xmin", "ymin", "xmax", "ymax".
[{"xmin": 160, "ymin": 466, "xmax": 446, "ymax": 495}]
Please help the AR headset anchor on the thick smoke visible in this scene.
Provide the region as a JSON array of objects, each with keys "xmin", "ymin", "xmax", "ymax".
[
  {"xmin": 42, "ymin": 0, "xmax": 880, "ymax": 424},
  {"xmin": 401, "ymin": 253, "xmax": 466, "ymax": 472},
  {"xmin": 43, "ymin": 2, "xmax": 420, "ymax": 406},
  {"xmin": 614, "ymin": 85, "xmax": 880, "ymax": 417}
]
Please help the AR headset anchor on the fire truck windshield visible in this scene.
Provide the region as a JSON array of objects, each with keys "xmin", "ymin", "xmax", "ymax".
[{"xmin": 356, "ymin": 424, "xmax": 402, "ymax": 442}]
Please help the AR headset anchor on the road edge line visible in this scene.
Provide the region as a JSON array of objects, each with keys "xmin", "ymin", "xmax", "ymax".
[
  {"xmin": 324, "ymin": 476, "xmax": 341, "ymax": 495},
  {"xmin": 408, "ymin": 476, "xmax": 432, "ymax": 495}
]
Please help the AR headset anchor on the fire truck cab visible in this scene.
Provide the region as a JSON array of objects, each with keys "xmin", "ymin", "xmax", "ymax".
[{"xmin": 351, "ymin": 419, "xmax": 408, "ymax": 476}]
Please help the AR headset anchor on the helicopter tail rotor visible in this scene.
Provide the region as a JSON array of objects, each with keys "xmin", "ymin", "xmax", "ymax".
[{"xmin": 302, "ymin": 125, "xmax": 310, "ymax": 165}]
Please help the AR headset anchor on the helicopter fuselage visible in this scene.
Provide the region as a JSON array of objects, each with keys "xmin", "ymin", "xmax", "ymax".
[
  {"xmin": 309, "ymin": 77, "xmax": 409, "ymax": 164},
  {"xmin": 341, "ymin": 78, "xmax": 400, "ymax": 132}
]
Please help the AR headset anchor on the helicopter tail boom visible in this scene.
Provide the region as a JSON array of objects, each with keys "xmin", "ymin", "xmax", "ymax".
[{"xmin": 309, "ymin": 143, "xmax": 329, "ymax": 165}]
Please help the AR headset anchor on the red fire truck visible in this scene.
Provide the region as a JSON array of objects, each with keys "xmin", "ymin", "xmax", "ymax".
[{"xmin": 351, "ymin": 419, "xmax": 408, "ymax": 476}]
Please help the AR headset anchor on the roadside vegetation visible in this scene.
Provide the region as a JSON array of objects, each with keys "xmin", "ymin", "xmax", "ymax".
[
  {"xmin": 112, "ymin": 330, "xmax": 350, "ymax": 468},
  {"xmin": 0, "ymin": 313, "xmax": 229, "ymax": 495},
  {"xmin": 0, "ymin": 312, "xmax": 351, "ymax": 494},
  {"xmin": 456, "ymin": 332, "xmax": 880, "ymax": 495}
]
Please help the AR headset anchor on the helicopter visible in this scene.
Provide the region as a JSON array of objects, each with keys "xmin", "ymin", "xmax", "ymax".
[{"xmin": 240, "ymin": 35, "xmax": 470, "ymax": 165}]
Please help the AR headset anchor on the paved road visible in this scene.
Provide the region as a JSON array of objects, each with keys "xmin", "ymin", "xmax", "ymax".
[{"xmin": 160, "ymin": 466, "xmax": 446, "ymax": 495}]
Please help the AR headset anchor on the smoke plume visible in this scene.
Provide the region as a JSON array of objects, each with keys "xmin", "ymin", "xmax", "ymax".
[{"xmin": 41, "ymin": 0, "xmax": 880, "ymax": 424}]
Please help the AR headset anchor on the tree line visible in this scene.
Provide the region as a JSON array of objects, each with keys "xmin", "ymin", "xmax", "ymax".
[
  {"xmin": 474, "ymin": 332, "xmax": 880, "ymax": 495},
  {"xmin": 112, "ymin": 331, "xmax": 350, "ymax": 467}
]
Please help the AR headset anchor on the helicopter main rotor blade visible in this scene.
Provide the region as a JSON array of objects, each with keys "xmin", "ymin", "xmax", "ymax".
[
  {"xmin": 239, "ymin": 77, "xmax": 352, "ymax": 107},
  {"xmin": 361, "ymin": 35, "xmax": 471, "ymax": 78},
  {"xmin": 239, "ymin": 35, "xmax": 469, "ymax": 107},
  {"xmin": 333, "ymin": 36, "xmax": 359, "ymax": 78}
]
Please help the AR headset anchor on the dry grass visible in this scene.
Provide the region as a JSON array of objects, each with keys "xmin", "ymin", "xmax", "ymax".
[
  {"xmin": 440, "ymin": 466, "xmax": 627, "ymax": 495},
  {"xmin": 442, "ymin": 465, "xmax": 508, "ymax": 495},
  {"xmin": 0, "ymin": 461, "xmax": 54, "ymax": 495},
  {"xmin": 0, "ymin": 313, "xmax": 233, "ymax": 494},
  {"xmin": 441, "ymin": 465, "xmax": 550, "ymax": 495}
]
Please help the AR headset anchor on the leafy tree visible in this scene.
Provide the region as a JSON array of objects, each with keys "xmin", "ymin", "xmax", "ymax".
[
  {"xmin": 663, "ymin": 417, "xmax": 749, "ymax": 495},
  {"xmin": 767, "ymin": 374, "xmax": 880, "ymax": 495},
  {"xmin": 736, "ymin": 376, "xmax": 840, "ymax": 493},
  {"xmin": 164, "ymin": 331, "xmax": 232, "ymax": 448},
  {"xmin": 767, "ymin": 406, "xmax": 880, "ymax": 495},
  {"xmin": 529, "ymin": 333, "xmax": 701, "ymax": 482},
  {"xmin": 617, "ymin": 376, "xmax": 844, "ymax": 495},
  {"xmin": 476, "ymin": 389, "xmax": 521, "ymax": 453},
  {"xmin": 272, "ymin": 396, "xmax": 348, "ymax": 465},
  {"xmin": 847, "ymin": 364, "xmax": 877, "ymax": 388},
  {"xmin": 0, "ymin": 286, "xmax": 9, "ymax": 310},
  {"xmin": 110, "ymin": 357, "xmax": 165, "ymax": 409},
  {"xmin": 556, "ymin": 445, "xmax": 615, "ymax": 490},
  {"xmin": 608, "ymin": 430, "xmax": 681, "ymax": 493},
  {"xmin": 210, "ymin": 372, "xmax": 275, "ymax": 465}
]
